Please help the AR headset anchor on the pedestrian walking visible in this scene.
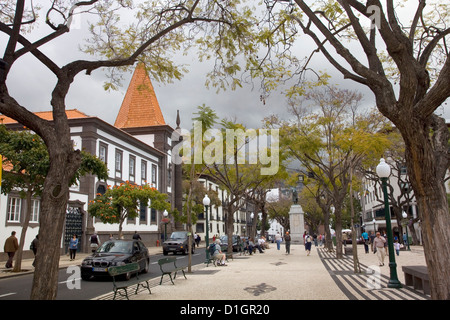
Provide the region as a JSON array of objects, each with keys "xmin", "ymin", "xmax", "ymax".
[
  {"xmin": 362, "ymin": 230, "xmax": 369, "ymax": 253},
  {"xmin": 369, "ymin": 231, "xmax": 376, "ymax": 252},
  {"xmin": 313, "ymin": 233, "xmax": 318, "ymax": 247},
  {"xmin": 69, "ymin": 234, "xmax": 79, "ymax": 261},
  {"xmin": 89, "ymin": 232, "xmax": 101, "ymax": 253},
  {"xmin": 275, "ymin": 232, "xmax": 282, "ymax": 250},
  {"xmin": 394, "ymin": 240, "xmax": 401, "ymax": 256},
  {"xmin": 285, "ymin": 231, "xmax": 291, "ymax": 254},
  {"xmin": 373, "ymin": 232, "xmax": 386, "ymax": 266},
  {"xmin": 132, "ymin": 231, "xmax": 142, "ymax": 240},
  {"xmin": 194, "ymin": 232, "xmax": 201, "ymax": 247},
  {"xmin": 403, "ymin": 232, "xmax": 408, "ymax": 246},
  {"xmin": 383, "ymin": 232, "xmax": 388, "ymax": 254},
  {"xmin": 305, "ymin": 233, "xmax": 312, "ymax": 256},
  {"xmin": 4, "ymin": 231, "xmax": 19, "ymax": 268},
  {"xmin": 30, "ymin": 235, "xmax": 39, "ymax": 267},
  {"xmin": 342, "ymin": 232, "xmax": 349, "ymax": 247}
]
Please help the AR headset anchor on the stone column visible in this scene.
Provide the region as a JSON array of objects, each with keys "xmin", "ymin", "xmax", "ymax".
[{"xmin": 289, "ymin": 204, "xmax": 305, "ymax": 244}]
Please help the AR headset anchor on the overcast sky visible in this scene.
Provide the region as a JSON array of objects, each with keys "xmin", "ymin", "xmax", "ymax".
[
  {"xmin": 2, "ymin": 1, "xmax": 449, "ymax": 133},
  {"xmin": 2, "ymin": 25, "xmax": 376, "ymax": 131}
]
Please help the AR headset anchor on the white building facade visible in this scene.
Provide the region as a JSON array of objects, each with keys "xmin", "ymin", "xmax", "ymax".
[{"xmin": 0, "ymin": 112, "xmax": 175, "ymax": 259}]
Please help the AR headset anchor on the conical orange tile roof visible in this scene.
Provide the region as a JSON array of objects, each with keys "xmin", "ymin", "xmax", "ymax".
[{"xmin": 115, "ymin": 63, "xmax": 166, "ymax": 128}]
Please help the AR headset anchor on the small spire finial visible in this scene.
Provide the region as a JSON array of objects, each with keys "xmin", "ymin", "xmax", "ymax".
[{"xmin": 176, "ymin": 110, "xmax": 181, "ymax": 130}]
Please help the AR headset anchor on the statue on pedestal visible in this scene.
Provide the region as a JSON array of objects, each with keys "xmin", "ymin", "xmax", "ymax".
[{"xmin": 292, "ymin": 188, "xmax": 298, "ymax": 205}]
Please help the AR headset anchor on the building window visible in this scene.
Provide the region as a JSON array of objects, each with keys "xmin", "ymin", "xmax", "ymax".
[
  {"xmin": 7, "ymin": 197, "xmax": 21, "ymax": 222},
  {"xmin": 196, "ymin": 223, "xmax": 205, "ymax": 233},
  {"xmin": 129, "ymin": 155, "xmax": 136, "ymax": 182},
  {"xmin": 141, "ymin": 160, "xmax": 147, "ymax": 184},
  {"xmin": 140, "ymin": 202, "xmax": 147, "ymax": 222},
  {"xmin": 115, "ymin": 149, "xmax": 123, "ymax": 179},
  {"xmin": 151, "ymin": 164, "xmax": 157, "ymax": 186},
  {"xmin": 97, "ymin": 185, "xmax": 107, "ymax": 195},
  {"xmin": 30, "ymin": 199, "xmax": 40, "ymax": 223},
  {"xmin": 99, "ymin": 143, "xmax": 108, "ymax": 164},
  {"xmin": 151, "ymin": 208, "xmax": 157, "ymax": 224}
]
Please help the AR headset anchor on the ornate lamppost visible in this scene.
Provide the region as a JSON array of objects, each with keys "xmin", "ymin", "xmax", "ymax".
[
  {"xmin": 376, "ymin": 158, "xmax": 402, "ymax": 288},
  {"xmin": 162, "ymin": 210, "xmax": 169, "ymax": 241},
  {"xmin": 402, "ymin": 211, "xmax": 411, "ymax": 251},
  {"xmin": 203, "ymin": 194, "xmax": 211, "ymax": 262},
  {"xmin": 250, "ymin": 212, "xmax": 254, "ymax": 239}
]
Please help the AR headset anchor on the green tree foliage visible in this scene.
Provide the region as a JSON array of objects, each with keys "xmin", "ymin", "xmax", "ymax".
[
  {"xmin": 88, "ymin": 181, "xmax": 170, "ymax": 238},
  {"xmin": 0, "ymin": 0, "xmax": 265, "ymax": 299},
  {"xmin": 266, "ymin": 196, "xmax": 292, "ymax": 232},
  {"xmin": 260, "ymin": 0, "xmax": 450, "ymax": 299},
  {"xmin": 268, "ymin": 86, "xmax": 391, "ymax": 258}
]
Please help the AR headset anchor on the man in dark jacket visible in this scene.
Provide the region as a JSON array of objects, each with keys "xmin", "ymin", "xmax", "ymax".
[
  {"xmin": 4, "ymin": 231, "xmax": 19, "ymax": 268},
  {"xmin": 30, "ymin": 235, "xmax": 39, "ymax": 267}
]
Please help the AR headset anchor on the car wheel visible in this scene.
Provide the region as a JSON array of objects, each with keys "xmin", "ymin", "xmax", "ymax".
[
  {"xmin": 182, "ymin": 247, "xmax": 187, "ymax": 255},
  {"xmin": 163, "ymin": 250, "xmax": 168, "ymax": 256},
  {"xmin": 142, "ymin": 259, "xmax": 149, "ymax": 274},
  {"xmin": 123, "ymin": 272, "xmax": 132, "ymax": 281}
]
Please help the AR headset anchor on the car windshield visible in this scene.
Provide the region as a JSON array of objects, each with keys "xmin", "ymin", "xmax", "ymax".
[
  {"xmin": 169, "ymin": 232, "xmax": 187, "ymax": 240},
  {"xmin": 220, "ymin": 235, "xmax": 238, "ymax": 243},
  {"xmin": 97, "ymin": 240, "xmax": 132, "ymax": 254}
]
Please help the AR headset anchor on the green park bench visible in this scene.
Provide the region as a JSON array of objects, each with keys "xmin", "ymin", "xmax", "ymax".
[
  {"xmin": 158, "ymin": 257, "xmax": 187, "ymax": 285},
  {"xmin": 108, "ymin": 262, "xmax": 151, "ymax": 300}
]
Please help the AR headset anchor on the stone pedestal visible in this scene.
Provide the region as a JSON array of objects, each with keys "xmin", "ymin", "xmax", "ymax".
[{"xmin": 289, "ymin": 204, "xmax": 305, "ymax": 244}]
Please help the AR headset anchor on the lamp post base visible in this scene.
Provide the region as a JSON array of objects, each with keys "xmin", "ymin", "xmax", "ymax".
[
  {"xmin": 388, "ymin": 262, "xmax": 402, "ymax": 288},
  {"xmin": 387, "ymin": 280, "xmax": 402, "ymax": 289}
]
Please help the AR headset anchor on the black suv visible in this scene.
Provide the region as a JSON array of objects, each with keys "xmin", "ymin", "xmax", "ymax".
[{"xmin": 163, "ymin": 231, "xmax": 195, "ymax": 255}]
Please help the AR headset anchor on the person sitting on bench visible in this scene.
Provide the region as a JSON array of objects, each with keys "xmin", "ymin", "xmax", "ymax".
[
  {"xmin": 212, "ymin": 239, "xmax": 227, "ymax": 266},
  {"xmin": 250, "ymin": 237, "xmax": 264, "ymax": 253}
]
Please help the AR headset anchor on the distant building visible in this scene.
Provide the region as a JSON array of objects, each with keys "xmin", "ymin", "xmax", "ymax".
[
  {"xmin": 195, "ymin": 174, "xmax": 254, "ymax": 240},
  {"xmin": 0, "ymin": 63, "xmax": 182, "ymax": 259},
  {"xmin": 360, "ymin": 161, "xmax": 421, "ymax": 244}
]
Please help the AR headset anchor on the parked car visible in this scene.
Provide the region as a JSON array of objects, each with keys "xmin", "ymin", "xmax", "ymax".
[
  {"xmin": 345, "ymin": 237, "xmax": 365, "ymax": 245},
  {"xmin": 81, "ymin": 239, "xmax": 149, "ymax": 280},
  {"xmin": 219, "ymin": 235, "xmax": 241, "ymax": 252},
  {"xmin": 163, "ymin": 231, "xmax": 195, "ymax": 255}
]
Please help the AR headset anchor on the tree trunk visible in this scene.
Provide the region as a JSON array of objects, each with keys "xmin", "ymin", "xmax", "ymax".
[
  {"xmin": 30, "ymin": 146, "xmax": 81, "ymax": 300},
  {"xmin": 408, "ymin": 219, "xmax": 420, "ymax": 245},
  {"xmin": 334, "ymin": 217, "xmax": 343, "ymax": 259},
  {"xmin": 226, "ymin": 202, "xmax": 234, "ymax": 252},
  {"xmin": 323, "ymin": 222, "xmax": 334, "ymax": 252},
  {"xmin": 349, "ymin": 168, "xmax": 360, "ymax": 273},
  {"xmin": 13, "ymin": 190, "xmax": 33, "ymax": 272},
  {"xmin": 399, "ymin": 116, "xmax": 450, "ymax": 300}
]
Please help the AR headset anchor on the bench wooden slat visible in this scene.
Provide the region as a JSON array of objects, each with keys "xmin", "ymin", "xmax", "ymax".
[
  {"xmin": 107, "ymin": 262, "xmax": 151, "ymax": 300},
  {"xmin": 108, "ymin": 263, "xmax": 140, "ymax": 277}
]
